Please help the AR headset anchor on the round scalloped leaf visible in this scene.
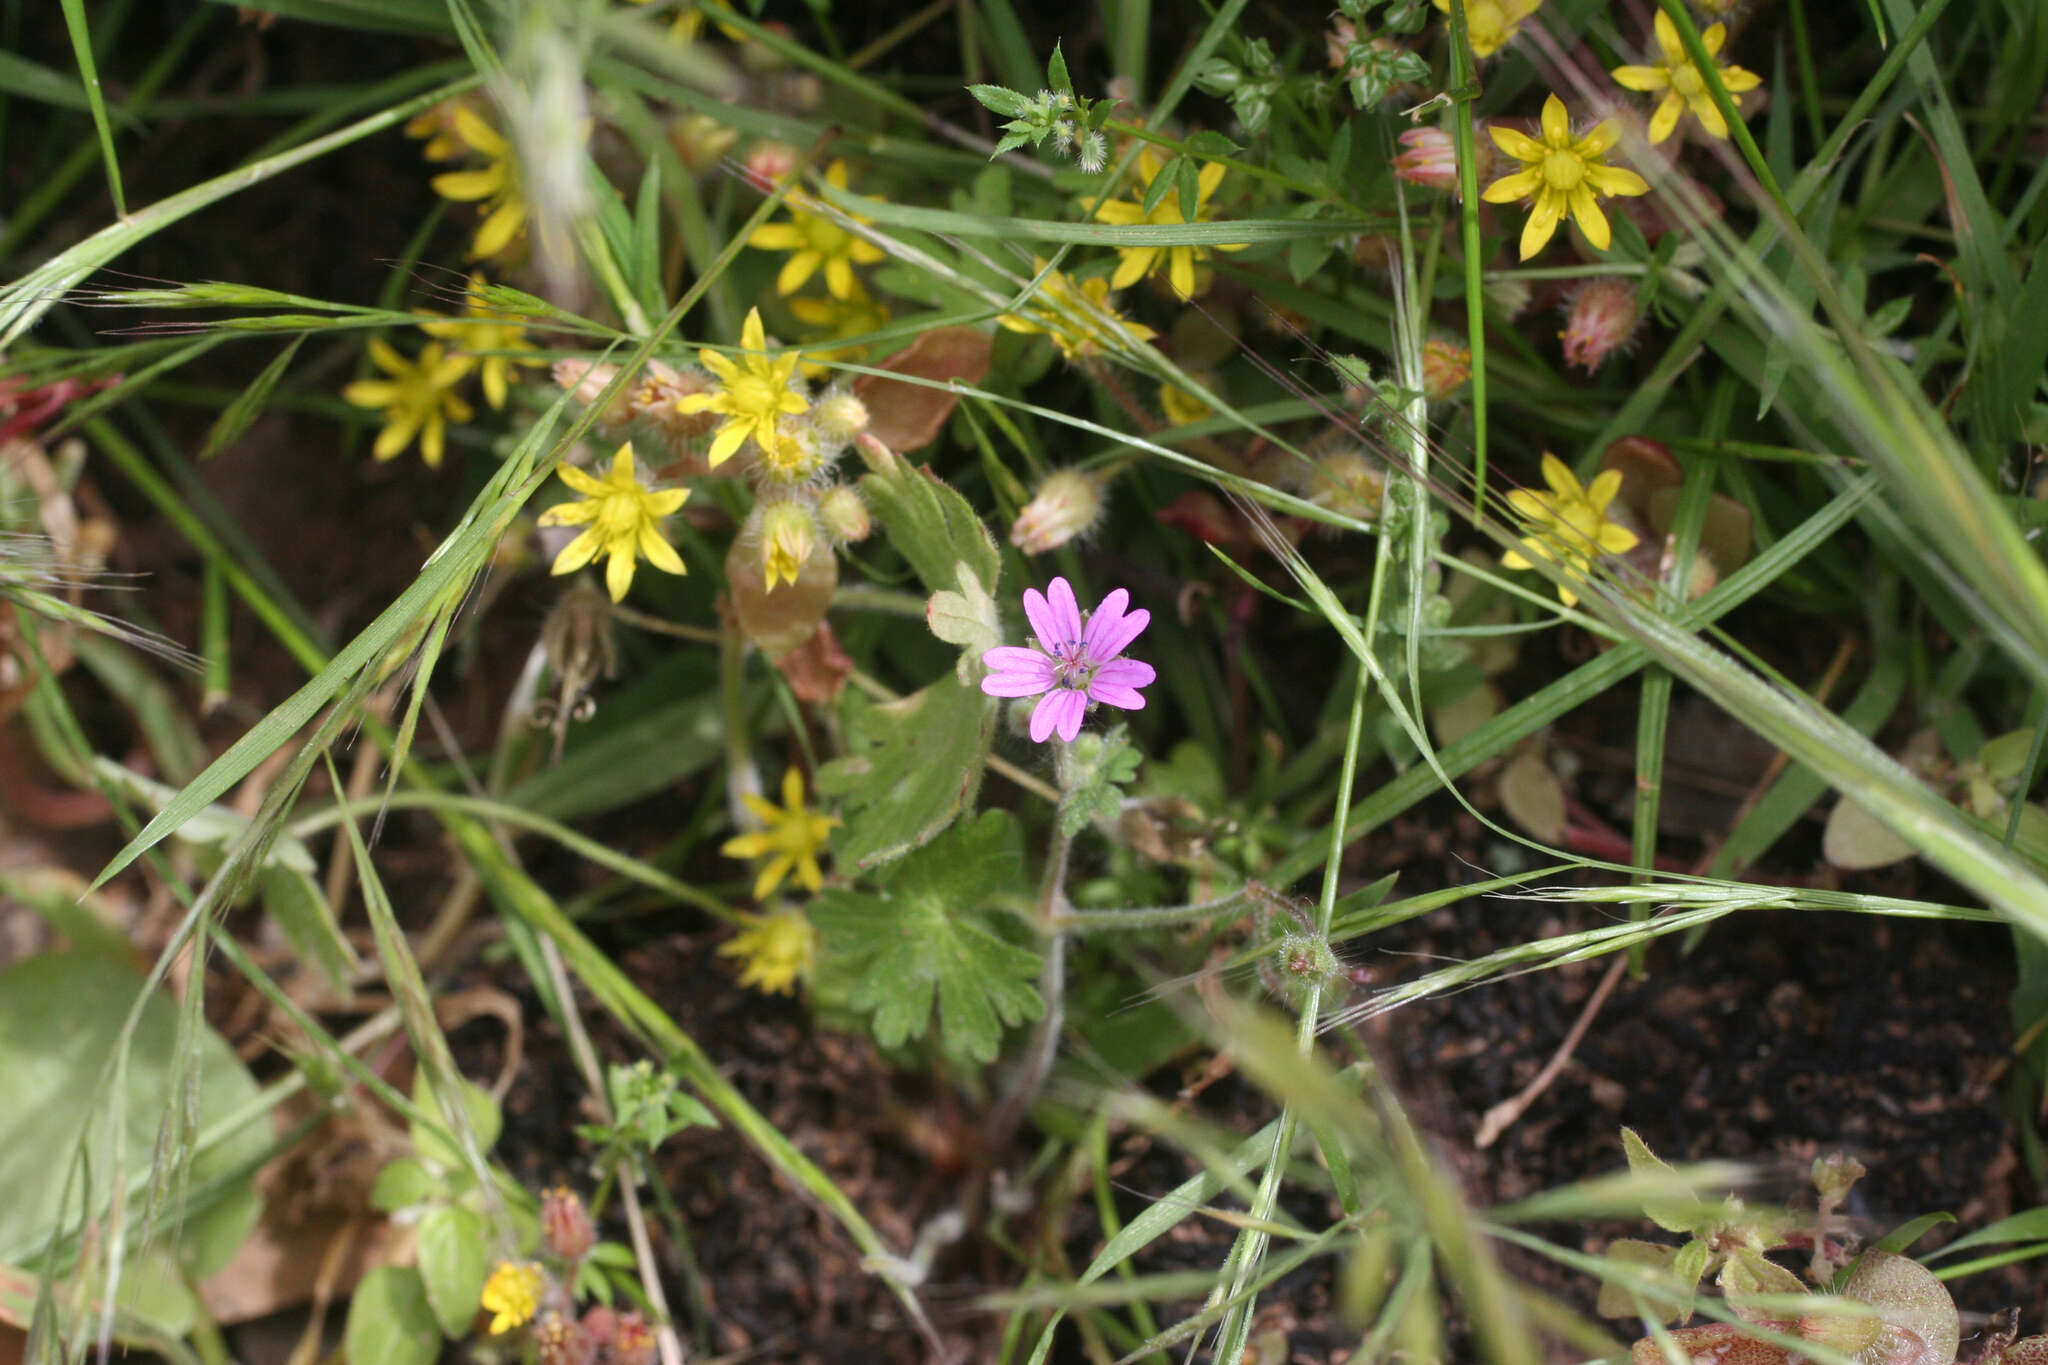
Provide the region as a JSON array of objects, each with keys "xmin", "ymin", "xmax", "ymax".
[
  {"xmin": 1840, "ymin": 1250, "xmax": 1958, "ymax": 1365},
  {"xmin": 1628, "ymin": 1323, "xmax": 1794, "ymax": 1365}
]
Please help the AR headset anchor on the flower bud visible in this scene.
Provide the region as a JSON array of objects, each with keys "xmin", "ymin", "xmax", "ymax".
[
  {"xmin": 854, "ymin": 431, "xmax": 895, "ymax": 475},
  {"xmin": 553, "ymin": 360, "xmax": 631, "ymax": 427},
  {"xmin": 540, "ymin": 1186, "xmax": 594, "ymax": 1263},
  {"xmin": 610, "ymin": 1312, "xmax": 656, "ymax": 1365},
  {"xmin": 818, "ymin": 486, "xmax": 872, "ymax": 543},
  {"xmin": 1392, "ymin": 127, "xmax": 1459, "ymax": 193},
  {"xmin": 668, "ymin": 113, "xmax": 737, "ymax": 173},
  {"xmin": 1009, "ymin": 468, "xmax": 1105, "ymax": 555},
  {"xmin": 742, "ymin": 140, "xmax": 800, "ymax": 192},
  {"xmin": 1420, "ymin": 338, "xmax": 1471, "ymax": 401},
  {"xmin": 1484, "ymin": 275, "xmax": 1532, "ymax": 319},
  {"xmin": 1560, "ymin": 279, "xmax": 1641, "ymax": 373},
  {"xmin": 759, "ymin": 500, "xmax": 818, "ymax": 592},
  {"xmin": 533, "ymin": 1313, "xmax": 595, "ymax": 1365},
  {"xmin": 812, "ymin": 390, "xmax": 870, "ymax": 442}
]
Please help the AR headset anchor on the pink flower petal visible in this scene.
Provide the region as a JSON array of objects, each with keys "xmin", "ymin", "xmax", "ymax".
[
  {"xmin": 1029, "ymin": 688, "xmax": 1082, "ymax": 743},
  {"xmin": 983, "ymin": 645, "xmax": 1055, "ymax": 676},
  {"xmin": 1092, "ymin": 657, "xmax": 1155, "ymax": 689},
  {"xmin": 982, "ymin": 665, "xmax": 1057, "ymax": 697},
  {"xmin": 1087, "ymin": 604, "xmax": 1150, "ymax": 662},
  {"xmin": 1088, "ymin": 682, "xmax": 1147, "ymax": 710},
  {"xmin": 1082, "ymin": 588, "xmax": 1130, "ymax": 657},
  {"xmin": 1045, "ymin": 577, "xmax": 1084, "ymax": 648},
  {"xmin": 1052, "ymin": 688, "xmax": 1088, "ymax": 741},
  {"xmin": 1022, "ymin": 587, "xmax": 1060, "ymax": 655}
]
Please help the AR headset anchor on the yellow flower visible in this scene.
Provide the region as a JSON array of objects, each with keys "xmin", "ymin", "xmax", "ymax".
[
  {"xmin": 746, "ymin": 160, "xmax": 886, "ymax": 301},
  {"xmin": 480, "ymin": 1261, "xmax": 545, "ymax": 1335},
  {"xmin": 1500, "ymin": 453, "xmax": 1639, "ymax": 605},
  {"xmin": 420, "ymin": 275, "xmax": 541, "ymax": 410},
  {"xmin": 1611, "ymin": 11, "xmax": 1762, "ymax": 144},
  {"xmin": 789, "ymin": 280, "xmax": 891, "ymax": 378},
  {"xmin": 341, "ymin": 339, "xmax": 476, "ymax": 468},
  {"xmin": 720, "ymin": 768, "xmax": 838, "ymax": 900},
  {"xmin": 718, "ymin": 904, "xmax": 818, "ymax": 995},
  {"xmin": 673, "ymin": 307, "xmax": 809, "ymax": 467},
  {"xmin": 1481, "ymin": 94, "xmax": 1650, "ymax": 259},
  {"xmin": 1432, "ymin": 0, "xmax": 1540, "ymax": 58},
  {"xmin": 759, "ymin": 501, "xmax": 816, "ymax": 591},
  {"xmin": 431, "ymin": 106, "xmax": 529, "ymax": 262},
  {"xmin": 1091, "ymin": 149, "xmax": 1242, "ymax": 298},
  {"xmin": 538, "ymin": 442, "xmax": 690, "ymax": 602},
  {"xmin": 997, "ymin": 261, "xmax": 1158, "ymax": 361},
  {"xmin": 405, "ymin": 97, "xmax": 477, "ymax": 161}
]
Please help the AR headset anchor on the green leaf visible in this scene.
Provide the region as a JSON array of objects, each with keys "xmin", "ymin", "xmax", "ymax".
[
  {"xmin": 409, "ymin": 1072, "xmax": 501, "ymax": 1173},
  {"xmin": 811, "ymin": 811, "xmax": 1041, "ymax": 1062},
  {"xmin": 1184, "ymin": 130, "xmax": 1240, "ymax": 159},
  {"xmin": 344, "ymin": 1266, "xmax": 442, "ymax": 1365},
  {"xmin": 856, "ymin": 438, "xmax": 1000, "ymax": 602},
  {"xmin": 1059, "ymin": 727, "xmax": 1142, "ymax": 839},
  {"xmin": 1620, "ymin": 1127, "xmax": 1697, "ymax": 1234},
  {"xmin": 1593, "ymin": 1239, "xmax": 1678, "ymax": 1320},
  {"xmin": 0, "ymin": 952, "xmax": 268, "ymax": 1272},
  {"xmin": 1046, "ymin": 39, "xmax": 1072, "ymax": 96},
  {"xmin": 416, "ymin": 1203, "xmax": 490, "ymax": 1338},
  {"xmin": 370, "ymin": 1156, "xmax": 443, "ymax": 1212},
  {"xmin": 968, "ymin": 84, "xmax": 1032, "ymax": 118},
  {"xmin": 1873, "ymin": 1211, "xmax": 1955, "ymax": 1255},
  {"xmin": 816, "ymin": 675, "xmax": 997, "ymax": 869},
  {"xmin": 924, "ymin": 562, "xmax": 1002, "ymax": 683}
]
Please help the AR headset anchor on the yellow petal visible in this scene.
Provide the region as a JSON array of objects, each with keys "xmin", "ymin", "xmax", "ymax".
[
  {"xmin": 367, "ymin": 337, "xmax": 407, "ymax": 374},
  {"xmin": 1585, "ymin": 163, "xmax": 1650, "ymax": 196},
  {"xmin": 373, "ymin": 413, "xmax": 419, "ymax": 460},
  {"xmin": 1109, "ymin": 247, "xmax": 1153, "ymax": 290},
  {"xmin": 722, "ymin": 830, "xmax": 773, "ymax": 859},
  {"xmin": 1519, "ymin": 190, "xmax": 1564, "ymax": 259},
  {"xmin": 1585, "ymin": 469, "xmax": 1624, "ymax": 511},
  {"xmin": 748, "ymin": 223, "xmax": 804, "ymax": 250},
  {"xmin": 1611, "ymin": 63, "xmax": 1667, "ymax": 92},
  {"xmin": 1701, "ymin": 22, "xmax": 1728, "ymax": 57},
  {"xmin": 552, "ymin": 527, "xmax": 602, "ymax": 574},
  {"xmin": 537, "ymin": 501, "xmax": 597, "ymax": 527},
  {"xmin": 1576, "ymin": 120, "xmax": 1623, "ymax": 158},
  {"xmin": 1570, "ymin": 189, "xmax": 1613, "ymax": 251},
  {"xmin": 1489, "ymin": 124, "xmax": 1546, "ymax": 162},
  {"xmin": 776, "ymin": 251, "xmax": 821, "ymax": 296},
  {"xmin": 639, "ymin": 522, "xmax": 686, "ymax": 574},
  {"xmin": 1652, "ymin": 10, "xmax": 1684, "ymax": 63},
  {"xmin": 431, "ymin": 168, "xmax": 499, "ymax": 202},
  {"xmin": 1722, "ymin": 66, "xmax": 1762, "ymax": 93},
  {"xmin": 601, "ymin": 545, "xmax": 633, "ymax": 602},
  {"xmin": 474, "ymin": 201, "xmax": 526, "ymax": 259},
  {"xmin": 707, "ymin": 419, "xmax": 748, "ymax": 467},
  {"xmin": 1483, "ymin": 168, "xmax": 1543, "ymax": 202},
  {"xmin": 420, "ymin": 413, "xmax": 446, "ymax": 468},
  {"xmin": 825, "ymin": 256, "xmax": 856, "ymax": 301},
  {"xmin": 451, "ymin": 105, "xmax": 505, "ymax": 157},
  {"xmin": 740, "ymin": 307, "xmax": 768, "ymax": 352},
  {"xmin": 607, "ymin": 442, "xmax": 639, "ymax": 482},
  {"xmin": 1196, "ymin": 160, "xmax": 1227, "ymax": 205},
  {"xmin": 341, "ymin": 380, "xmax": 396, "ymax": 408},
  {"xmin": 1648, "ymin": 92, "xmax": 1683, "ymax": 145},
  {"xmin": 1692, "ymin": 92, "xmax": 1730, "ymax": 140},
  {"xmin": 1539, "ymin": 93, "xmax": 1571, "ymax": 146},
  {"xmin": 1539, "ymin": 453, "xmax": 1576, "ymax": 498},
  {"xmin": 644, "ymin": 487, "xmax": 690, "ymax": 516},
  {"xmin": 1168, "ymin": 247, "xmax": 1196, "ymax": 299}
]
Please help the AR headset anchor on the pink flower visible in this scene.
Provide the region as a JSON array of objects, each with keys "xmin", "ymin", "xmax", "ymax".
[{"xmin": 980, "ymin": 577, "xmax": 1155, "ymax": 743}]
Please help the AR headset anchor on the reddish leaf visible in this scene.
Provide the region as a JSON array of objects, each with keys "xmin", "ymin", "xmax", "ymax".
[{"xmin": 852, "ymin": 326, "xmax": 992, "ymax": 453}]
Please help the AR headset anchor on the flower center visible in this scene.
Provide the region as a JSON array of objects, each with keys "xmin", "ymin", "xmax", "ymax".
[
  {"xmin": 1051, "ymin": 640, "xmax": 1094, "ymax": 691},
  {"xmin": 1671, "ymin": 63, "xmax": 1706, "ymax": 96},
  {"xmin": 1541, "ymin": 150, "xmax": 1586, "ymax": 190}
]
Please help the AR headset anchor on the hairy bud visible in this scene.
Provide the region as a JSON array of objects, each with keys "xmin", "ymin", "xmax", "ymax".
[{"xmin": 1010, "ymin": 468, "xmax": 1106, "ymax": 555}]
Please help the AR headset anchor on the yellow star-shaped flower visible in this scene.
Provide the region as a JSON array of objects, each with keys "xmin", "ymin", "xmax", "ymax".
[
  {"xmin": 746, "ymin": 159, "xmax": 886, "ymax": 301},
  {"xmin": 720, "ymin": 768, "xmax": 838, "ymax": 901},
  {"xmin": 430, "ymin": 106, "xmax": 529, "ymax": 262},
  {"xmin": 420, "ymin": 275, "xmax": 541, "ymax": 410},
  {"xmin": 1611, "ymin": 11, "xmax": 1762, "ymax": 144},
  {"xmin": 341, "ymin": 339, "xmax": 475, "ymax": 467},
  {"xmin": 1482, "ymin": 94, "xmax": 1650, "ymax": 259},
  {"xmin": 479, "ymin": 1261, "xmax": 545, "ymax": 1336},
  {"xmin": 537, "ymin": 442, "xmax": 689, "ymax": 602},
  {"xmin": 673, "ymin": 307, "xmax": 809, "ymax": 467},
  {"xmin": 997, "ymin": 261, "xmax": 1158, "ymax": 361},
  {"xmin": 1092, "ymin": 150, "xmax": 1243, "ymax": 299},
  {"xmin": 717, "ymin": 905, "xmax": 818, "ymax": 995},
  {"xmin": 1501, "ymin": 453, "xmax": 1640, "ymax": 606}
]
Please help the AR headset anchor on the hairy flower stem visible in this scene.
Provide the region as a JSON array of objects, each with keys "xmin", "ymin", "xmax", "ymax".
[{"xmin": 986, "ymin": 745, "xmax": 1082, "ymax": 1147}]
